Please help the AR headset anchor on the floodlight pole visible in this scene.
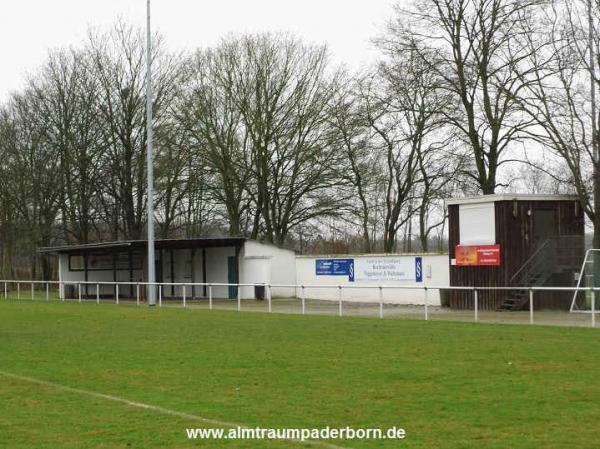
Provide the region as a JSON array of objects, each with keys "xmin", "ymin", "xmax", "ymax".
[{"xmin": 146, "ymin": 0, "xmax": 156, "ymax": 306}]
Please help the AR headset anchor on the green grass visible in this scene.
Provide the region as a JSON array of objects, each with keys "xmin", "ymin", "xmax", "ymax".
[
  {"xmin": 2, "ymin": 287, "xmax": 61, "ymax": 301},
  {"xmin": 0, "ymin": 300, "xmax": 599, "ymax": 448}
]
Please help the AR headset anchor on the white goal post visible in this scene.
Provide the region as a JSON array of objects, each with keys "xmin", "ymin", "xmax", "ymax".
[{"xmin": 570, "ymin": 249, "xmax": 600, "ymax": 313}]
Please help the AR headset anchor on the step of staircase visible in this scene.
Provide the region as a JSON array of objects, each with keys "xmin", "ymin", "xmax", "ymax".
[{"xmin": 498, "ymin": 295, "xmax": 530, "ymax": 311}]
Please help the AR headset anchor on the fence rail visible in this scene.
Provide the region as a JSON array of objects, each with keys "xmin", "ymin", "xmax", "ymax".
[{"xmin": 0, "ymin": 280, "xmax": 597, "ymax": 328}]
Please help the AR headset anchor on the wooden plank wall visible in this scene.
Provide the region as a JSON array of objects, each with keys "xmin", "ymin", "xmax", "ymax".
[{"xmin": 448, "ymin": 200, "xmax": 584, "ymax": 310}]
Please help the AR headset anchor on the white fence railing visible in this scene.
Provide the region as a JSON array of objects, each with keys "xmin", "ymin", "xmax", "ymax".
[{"xmin": 0, "ymin": 280, "xmax": 597, "ymax": 328}]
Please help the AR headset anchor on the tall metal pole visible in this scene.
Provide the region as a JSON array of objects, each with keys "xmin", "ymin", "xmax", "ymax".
[
  {"xmin": 588, "ymin": 0, "xmax": 598, "ymax": 169},
  {"xmin": 146, "ymin": 0, "xmax": 156, "ymax": 306},
  {"xmin": 588, "ymin": 0, "xmax": 600, "ymax": 284}
]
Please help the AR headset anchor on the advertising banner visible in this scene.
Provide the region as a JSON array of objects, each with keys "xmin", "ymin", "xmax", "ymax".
[
  {"xmin": 455, "ymin": 244, "xmax": 501, "ymax": 266},
  {"xmin": 354, "ymin": 257, "xmax": 423, "ymax": 282},
  {"xmin": 315, "ymin": 259, "xmax": 355, "ymax": 281}
]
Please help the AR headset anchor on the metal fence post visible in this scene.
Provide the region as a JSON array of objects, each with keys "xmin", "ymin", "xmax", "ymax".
[
  {"xmin": 115, "ymin": 284, "xmax": 119, "ymax": 305},
  {"xmin": 183, "ymin": 285, "xmax": 186, "ymax": 308},
  {"xmin": 4, "ymin": 282, "xmax": 7, "ymax": 299},
  {"xmin": 237, "ymin": 284, "xmax": 241, "ymax": 312},
  {"xmin": 209, "ymin": 284, "xmax": 213, "ymax": 310},
  {"xmin": 17, "ymin": 283, "xmax": 20, "ymax": 300},
  {"xmin": 46, "ymin": 283, "xmax": 49, "ymax": 301},
  {"xmin": 31, "ymin": 282, "xmax": 34, "ymax": 300},
  {"xmin": 424, "ymin": 287, "xmax": 429, "ymax": 321},
  {"xmin": 301, "ymin": 285, "xmax": 306, "ymax": 315},
  {"xmin": 158, "ymin": 284, "xmax": 162, "ymax": 307},
  {"xmin": 338, "ymin": 286, "xmax": 343, "ymax": 317},
  {"xmin": 136, "ymin": 284, "xmax": 140, "ymax": 306},
  {"xmin": 529, "ymin": 289, "xmax": 534, "ymax": 325},
  {"xmin": 379, "ymin": 286, "xmax": 383, "ymax": 319},
  {"xmin": 267, "ymin": 284, "xmax": 272, "ymax": 313},
  {"xmin": 78, "ymin": 283, "xmax": 82, "ymax": 303},
  {"xmin": 96, "ymin": 284, "xmax": 100, "ymax": 304},
  {"xmin": 61, "ymin": 283, "xmax": 65, "ymax": 301},
  {"xmin": 474, "ymin": 289, "xmax": 478, "ymax": 322}
]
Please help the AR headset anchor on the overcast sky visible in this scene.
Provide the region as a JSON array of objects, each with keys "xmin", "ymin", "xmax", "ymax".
[{"xmin": 0, "ymin": 0, "xmax": 398, "ymax": 101}]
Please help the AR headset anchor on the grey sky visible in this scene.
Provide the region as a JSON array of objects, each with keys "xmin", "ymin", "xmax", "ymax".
[{"xmin": 0, "ymin": 0, "xmax": 397, "ymax": 100}]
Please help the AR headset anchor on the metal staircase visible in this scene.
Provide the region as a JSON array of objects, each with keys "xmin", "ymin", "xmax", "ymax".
[{"xmin": 499, "ymin": 236, "xmax": 583, "ymax": 311}]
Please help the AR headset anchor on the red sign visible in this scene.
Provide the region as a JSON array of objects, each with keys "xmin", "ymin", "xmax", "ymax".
[{"xmin": 455, "ymin": 244, "xmax": 500, "ymax": 266}]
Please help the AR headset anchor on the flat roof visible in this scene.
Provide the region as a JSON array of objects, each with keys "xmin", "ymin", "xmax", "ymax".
[
  {"xmin": 296, "ymin": 252, "xmax": 448, "ymax": 258},
  {"xmin": 38, "ymin": 237, "xmax": 247, "ymax": 254},
  {"xmin": 445, "ymin": 194, "xmax": 579, "ymax": 206}
]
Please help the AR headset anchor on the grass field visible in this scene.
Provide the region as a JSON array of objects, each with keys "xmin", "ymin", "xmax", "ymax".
[{"xmin": 1, "ymin": 300, "xmax": 599, "ymax": 448}]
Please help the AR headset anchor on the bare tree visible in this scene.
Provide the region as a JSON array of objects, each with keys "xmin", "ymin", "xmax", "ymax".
[
  {"xmin": 329, "ymin": 78, "xmax": 380, "ymax": 253},
  {"xmin": 87, "ymin": 22, "xmax": 180, "ymax": 240},
  {"xmin": 516, "ymin": 0, "xmax": 599, "ymax": 248},
  {"xmin": 381, "ymin": 0, "xmax": 543, "ymax": 193},
  {"xmin": 180, "ymin": 34, "xmax": 345, "ymax": 244},
  {"xmin": 235, "ymin": 35, "xmax": 346, "ymax": 244},
  {"xmin": 379, "ymin": 47, "xmax": 464, "ymax": 251},
  {"xmin": 0, "ymin": 107, "xmax": 17, "ymax": 277},
  {"xmin": 176, "ymin": 40, "xmax": 252, "ymax": 236},
  {"xmin": 0, "ymin": 91, "xmax": 61, "ymax": 278},
  {"xmin": 28, "ymin": 49, "xmax": 104, "ymax": 244}
]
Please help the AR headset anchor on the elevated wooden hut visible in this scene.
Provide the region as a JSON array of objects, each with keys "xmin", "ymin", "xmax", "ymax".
[{"xmin": 446, "ymin": 194, "xmax": 585, "ymax": 310}]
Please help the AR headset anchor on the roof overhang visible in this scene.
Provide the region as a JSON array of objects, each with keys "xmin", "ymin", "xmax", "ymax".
[
  {"xmin": 38, "ymin": 238, "xmax": 247, "ymax": 255},
  {"xmin": 445, "ymin": 194, "xmax": 579, "ymax": 206}
]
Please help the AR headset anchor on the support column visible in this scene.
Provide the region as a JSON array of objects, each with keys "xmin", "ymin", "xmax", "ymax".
[
  {"xmin": 170, "ymin": 248, "xmax": 175, "ymax": 297},
  {"xmin": 235, "ymin": 245, "xmax": 241, "ymax": 299},
  {"xmin": 129, "ymin": 249, "xmax": 134, "ymax": 298},
  {"xmin": 84, "ymin": 252, "xmax": 89, "ymax": 298},
  {"xmin": 112, "ymin": 253, "xmax": 117, "ymax": 298},
  {"xmin": 202, "ymin": 248, "xmax": 207, "ymax": 297},
  {"xmin": 159, "ymin": 249, "xmax": 163, "ymax": 283},
  {"xmin": 191, "ymin": 248, "xmax": 196, "ymax": 299}
]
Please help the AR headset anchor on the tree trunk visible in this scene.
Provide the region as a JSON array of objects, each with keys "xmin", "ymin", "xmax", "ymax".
[
  {"xmin": 384, "ymin": 227, "xmax": 396, "ymax": 253},
  {"xmin": 420, "ymin": 210, "xmax": 428, "ymax": 252},
  {"xmin": 362, "ymin": 223, "xmax": 371, "ymax": 254}
]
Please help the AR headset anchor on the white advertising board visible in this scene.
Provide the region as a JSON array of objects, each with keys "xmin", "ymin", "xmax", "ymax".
[{"xmin": 354, "ymin": 257, "xmax": 421, "ymax": 282}]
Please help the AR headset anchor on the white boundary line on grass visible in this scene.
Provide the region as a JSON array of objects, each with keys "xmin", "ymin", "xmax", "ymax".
[{"xmin": 0, "ymin": 369, "xmax": 351, "ymax": 449}]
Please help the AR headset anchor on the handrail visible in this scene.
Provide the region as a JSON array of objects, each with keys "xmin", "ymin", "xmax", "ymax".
[
  {"xmin": 0, "ymin": 279, "xmax": 596, "ymax": 292},
  {"xmin": 509, "ymin": 238, "xmax": 553, "ymax": 285},
  {"xmin": 509, "ymin": 235, "xmax": 584, "ymax": 286},
  {"xmin": 2, "ymin": 279, "xmax": 599, "ymax": 329}
]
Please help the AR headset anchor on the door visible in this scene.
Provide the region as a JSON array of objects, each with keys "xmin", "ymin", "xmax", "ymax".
[
  {"xmin": 533, "ymin": 209, "xmax": 558, "ymax": 247},
  {"xmin": 227, "ymin": 256, "xmax": 238, "ymax": 299}
]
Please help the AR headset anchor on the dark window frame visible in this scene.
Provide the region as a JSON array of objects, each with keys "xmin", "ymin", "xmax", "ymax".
[{"xmin": 68, "ymin": 252, "xmax": 143, "ymax": 272}]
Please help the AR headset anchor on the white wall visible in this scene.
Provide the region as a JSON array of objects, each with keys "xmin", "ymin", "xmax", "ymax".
[
  {"xmin": 158, "ymin": 246, "xmax": 236, "ymax": 299},
  {"xmin": 239, "ymin": 240, "xmax": 296, "ymax": 298},
  {"xmin": 295, "ymin": 254, "xmax": 449, "ymax": 305},
  {"xmin": 155, "ymin": 242, "xmax": 297, "ymax": 299},
  {"xmin": 56, "ymin": 244, "xmax": 448, "ymax": 305},
  {"xmin": 206, "ymin": 246, "xmax": 236, "ymax": 298}
]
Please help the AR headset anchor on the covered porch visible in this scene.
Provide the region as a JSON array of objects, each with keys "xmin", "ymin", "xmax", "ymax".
[{"xmin": 39, "ymin": 238, "xmax": 246, "ymax": 300}]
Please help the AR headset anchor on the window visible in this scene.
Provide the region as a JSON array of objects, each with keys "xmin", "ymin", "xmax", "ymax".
[
  {"xmin": 459, "ymin": 203, "xmax": 496, "ymax": 245},
  {"xmin": 69, "ymin": 255, "xmax": 85, "ymax": 271},
  {"xmin": 68, "ymin": 252, "xmax": 143, "ymax": 271}
]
